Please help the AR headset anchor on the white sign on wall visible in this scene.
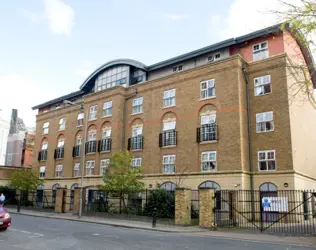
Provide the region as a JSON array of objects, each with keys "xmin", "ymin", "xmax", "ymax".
[{"xmin": 262, "ymin": 197, "xmax": 289, "ymax": 212}]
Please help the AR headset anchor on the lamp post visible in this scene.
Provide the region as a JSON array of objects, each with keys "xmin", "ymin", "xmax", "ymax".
[{"xmin": 64, "ymin": 100, "xmax": 88, "ymax": 218}]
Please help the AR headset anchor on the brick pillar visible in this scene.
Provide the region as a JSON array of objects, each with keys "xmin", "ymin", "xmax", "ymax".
[
  {"xmin": 199, "ymin": 187, "xmax": 216, "ymax": 229},
  {"xmin": 55, "ymin": 188, "xmax": 65, "ymax": 213},
  {"xmin": 63, "ymin": 189, "xmax": 71, "ymax": 213},
  {"xmin": 175, "ymin": 188, "xmax": 191, "ymax": 225},
  {"xmin": 73, "ymin": 187, "xmax": 86, "ymax": 214}
]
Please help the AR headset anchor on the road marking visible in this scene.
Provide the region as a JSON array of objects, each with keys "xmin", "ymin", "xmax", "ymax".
[
  {"xmin": 9, "ymin": 228, "xmax": 44, "ymax": 238},
  {"xmin": 93, "ymin": 233, "xmax": 100, "ymax": 236}
]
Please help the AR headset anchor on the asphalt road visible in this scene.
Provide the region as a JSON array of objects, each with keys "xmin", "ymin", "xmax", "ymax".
[{"xmin": 0, "ymin": 214, "xmax": 314, "ymax": 250}]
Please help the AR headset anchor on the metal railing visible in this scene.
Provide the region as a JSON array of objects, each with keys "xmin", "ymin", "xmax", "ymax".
[
  {"xmin": 128, "ymin": 136, "xmax": 143, "ymax": 150},
  {"xmin": 159, "ymin": 130, "xmax": 177, "ymax": 147},
  {"xmin": 197, "ymin": 123, "xmax": 217, "ymax": 143},
  {"xmin": 73, "ymin": 145, "xmax": 81, "ymax": 157},
  {"xmin": 99, "ymin": 139, "xmax": 111, "ymax": 152},
  {"xmin": 86, "ymin": 141, "xmax": 97, "ymax": 154},
  {"xmin": 55, "ymin": 147, "xmax": 64, "ymax": 159},
  {"xmin": 38, "ymin": 150, "xmax": 47, "ymax": 161}
]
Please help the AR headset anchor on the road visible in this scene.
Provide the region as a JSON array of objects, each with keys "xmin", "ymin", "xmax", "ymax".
[{"xmin": 0, "ymin": 214, "xmax": 314, "ymax": 249}]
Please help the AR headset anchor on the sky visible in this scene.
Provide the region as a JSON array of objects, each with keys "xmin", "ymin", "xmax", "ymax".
[{"xmin": 0, "ymin": 0, "xmax": 292, "ymax": 127}]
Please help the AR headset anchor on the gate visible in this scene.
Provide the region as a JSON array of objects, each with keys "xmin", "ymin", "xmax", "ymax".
[{"xmin": 215, "ymin": 190, "xmax": 316, "ymax": 235}]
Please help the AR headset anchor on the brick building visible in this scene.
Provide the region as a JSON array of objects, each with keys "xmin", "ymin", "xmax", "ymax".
[{"xmin": 32, "ymin": 24, "xmax": 316, "ymax": 194}]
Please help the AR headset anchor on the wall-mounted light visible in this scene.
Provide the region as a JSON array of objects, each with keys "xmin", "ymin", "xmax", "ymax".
[
  {"xmin": 284, "ymin": 183, "xmax": 289, "ymax": 188},
  {"xmin": 149, "ymin": 184, "xmax": 152, "ymax": 188}
]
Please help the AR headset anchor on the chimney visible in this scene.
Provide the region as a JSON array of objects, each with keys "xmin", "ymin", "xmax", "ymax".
[{"xmin": 9, "ymin": 109, "xmax": 18, "ymax": 134}]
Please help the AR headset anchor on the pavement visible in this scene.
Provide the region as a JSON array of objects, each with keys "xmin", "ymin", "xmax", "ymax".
[{"xmin": 1, "ymin": 214, "xmax": 316, "ymax": 249}]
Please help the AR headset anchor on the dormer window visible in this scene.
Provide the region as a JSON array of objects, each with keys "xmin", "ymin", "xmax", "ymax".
[
  {"xmin": 173, "ymin": 65, "xmax": 183, "ymax": 73},
  {"xmin": 207, "ymin": 53, "xmax": 221, "ymax": 62},
  {"xmin": 253, "ymin": 41, "xmax": 268, "ymax": 61},
  {"xmin": 95, "ymin": 66, "xmax": 128, "ymax": 92}
]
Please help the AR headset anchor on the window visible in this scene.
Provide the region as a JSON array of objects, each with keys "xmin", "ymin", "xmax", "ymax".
[
  {"xmin": 89, "ymin": 105, "xmax": 97, "ymax": 120},
  {"xmin": 76, "ymin": 135, "xmax": 82, "ymax": 145},
  {"xmin": 256, "ymin": 112, "xmax": 274, "ymax": 132},
  {"xmin": 132, "ymin": 97, "xmax": 143, "ymax": 114},
  {"xmin": 215, "ymin": 53, "xmax": 221, "ymax": 59},
  {"xmin": 254, "ymin": 75, "xmax": 271, "ymax": 96},
  {"xmin": 40, "ymin": 143, "xmax": 48, "ymax": 161},
  {"xmin": 56, "ymin": 139, "xmax": 64, "ymax": 159},
  {"xmin": 103, "ymin": 101, "xmax": 112, "ymax": 117},
  {"xmin": 95, "ymin": 65, "xmax": 129, "ymax": 92},
  {"xmin": 100, "ymin": 159, "xmax": 110, "ymax": 175},
  {"xmin": 77, "ymin": 113, "xmax": 84, "ymax": 127},
  {"xmin": 163, "ymin": 155, "xmax": 175, "ymax": 174},
  {"xmin": 200, "ymin": 114, "xmax": 217, "ymax": 141},
  {"xmin": 173, "ymin": 65, "xmax": 183, "ymax": 72},
  {"xmin": 41, "ymin": 143, "xmax": 48, "ymax": 150},
  {"xmin": 56, "ymin": 165, "xmax": 63, "ymax": 177},
  {"xmin": 131, "ymin": 157, "xmax": 142, "ymax": 167},
  {"xmin": 86, "ymin": 160, "xmax": 95, "ymax": 176},
  {"xmin": 163, "ymin": 89, "xmax": 176, "ymax": 107},
  {"xmin": 132, "ymin": 126, "xmax": 143, "ymax": 137},
  {"xmin": 201, "ymin": 79, "xmax": 215, "ymax": 99},
  {"xmin": 163, "ymin": 121, "xmax": 176, "ymax": 131},
  {"xmin": 207, "ymin": 53, "xmax": 221, "ymax": 62},
  {"xmin": 201, "ymin": 151, "xmax": 216, "ymax": 172},
  {"xmin": 102, "ymin": 128, "xmax": 111, "ymax": 139},
  {"xmin": 57, "ymin": 139, "xmax": 64, "ymax": 148},
  {"xmin": 59, "ymin": 118, "xmax": 66, "ymax": 130},
  {"xmin": 39, "ymin": 166, "xmax": 46, "ymax": 178},
  {"xmin": 74, "ymin": 163, "xmax": 80, "ymax": 177},
  {"xmin": 253, "ymin": 41, "xmax": 268, "ymax": 61},
  {"xmin": 88, "ymin": 130, "xmax": 97, "ymax": 141},
  {"xmin": 43, "ymin": 122, "xmax": 49, "ymax": 134},
  {"xmin": 258, "ymin": 150, "xmax": 276, "ymax": 171},
  {"xmin": 160, "ymin": 121, "xmax": 177, "ymax": 147}
]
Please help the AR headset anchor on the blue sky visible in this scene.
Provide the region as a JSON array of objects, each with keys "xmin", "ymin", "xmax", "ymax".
[{"xmin": 0, "ymin": 0, "xmax": 282, "ymax": 127}]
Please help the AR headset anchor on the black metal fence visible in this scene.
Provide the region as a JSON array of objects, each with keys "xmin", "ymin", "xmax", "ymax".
[{"xmin": 215, "ymin": 190, "xmax": 316, "ymax": 235}]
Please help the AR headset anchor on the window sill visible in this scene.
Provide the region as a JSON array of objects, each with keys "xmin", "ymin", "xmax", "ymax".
[
  {"xmin": 161, "ymin": 145, "xmax": 177, "ymax": 149},
  {"xmin": 162, "ymin": 105, "xmax": 176, "ymax": 110},
  {"xmin": 42, "ymin": 133, "xmax": 49, "ymax": 136},
  {"xmin": 74, "ymin": 156, "xmax": 81, "ymax": 158},
  {"xmin": 199, "ymin": 96, "xmax": 216, "ymax": 101},
  {"xmin": 199, "ymin": 140, "xmax": 218, "ymax": 144},
  {"xmin": 131, "ymin": 112, "xmax": 143, "ymax": 116},
  {"xmin": 58, "ymin": 129, "xmax": 65, "ymax": 132},
  {"xmin": 100, "ymin": 150, "xmax": 111, "ymax": 153},
  {"xmin": 40, "ymin": 160, "xmax": 47, "ymax": 162},
  {"xmin": 256, "ymin": 130, "xmax": 274, "ymax": 134},
  {"xmin": 131, "ymin": 149, "xmax": 143, "ymax": 152},
  {"xmin": 258, "ymin": 169, "xmax": 276, "ymax": 172},
  {"xmin": 201, "ymin": 170, "xmax": 217, "ymax": 173},
  {"xmin": 255, "ymin": 92, "xmax": 272, "ymax": 97},
  {"xmin": 102, "ymin": 115, "xmax": 112, "ymax": 118},
  {"xmin": 77, "ymin": 125, "xmax": 83, "ymax": 128},
  {"xmin": 162, "ymin": 172, "xmax": 175, "ymax": 175},
  {"xmin": 86, "ymin": 152, "xmax": 96, "ymax": 155},
  {"xmin": 88, "ymin": 118, "xmax": 97, "ymax": 122}
]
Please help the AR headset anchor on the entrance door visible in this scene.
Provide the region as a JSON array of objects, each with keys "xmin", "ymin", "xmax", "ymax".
[{"xmin": 260, "ymin": 182, "xmax": 279, "ymax": 222}]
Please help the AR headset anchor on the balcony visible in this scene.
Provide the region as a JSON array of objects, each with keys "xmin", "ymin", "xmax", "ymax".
[
  {"xmin": 159, "ymin": 130, "xmax": 177, "ymax": 147},
  {"xmin": 38, "ymin": 150, "xmax": 47, "ymax": 161},
  {"xmin": 54, "ymin": 147, "xmax": 64, "ymax": 159},
  {"xmin": 98, "ymin": 139, "xmax": 112, "ymax": 152},
  {"xmin": 72, "ymin": 145, "xmax": 81, "ymax": 157},
  {"xmin": 128, "ymin": 136, "xmax": 143, "ymax": 151},
  {"xmin": 196, "ymin": 123, "xmax": 218, "ymax": 143},
  {"xmin": 86, "ymin": 141, "xmax": 97, "ymax": 154}
]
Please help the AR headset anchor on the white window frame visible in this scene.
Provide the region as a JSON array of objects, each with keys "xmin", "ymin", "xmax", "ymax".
[
  {"xmin": 132, "ymin": 97, "xmax": 143, "ymax": 114},
  {"xmin": 39, "ymin": 166, "xmax": 46, "ymax": 178},
  {"xmin": 163, "ymin": 121, "xmax": 176, "ymax": 131},
  {"xmin": 200, "ymin": 79, "xmax": 215, "ymax": 99},
  {"xmin": 59, "ymin": 118, "xmax": 66, "ymax": 130},
  {"xmin": 173, "ymin": 65, "xmax": 183, "ymax": 73},
  {"xmin": 163, "ymin": 155, "xmax": 176, "ymax": 174},
  {"xmin": 76, "ymin": 135, "xmax": 82, "ymax": 145},
  {"xmin": 200, "ymin": 114, "xmax": 216, "ymax": 125},
  {"xmin": 253, "ymin": 41, "xmax": 269, "ymax": 61},
  {"xmin": 100, "ymin": 159, "xmax": 110, "ymax": 176},
  {"xmin": 258, "ymin": 150, "xmax": 276, "ymax": 171},
  {"xmin": 77, "ymin": 113, "xmax": 84, "ymax": 127},
  {"xmin": 56, "ymin": 164, "xmax": 63, "ymax": 178},
  {"xmin": 102, "ymin": 128, "xmax": 112, "ymax": 139},
  {"xmin": 103, "ymin": 101, "xmax": 112, "ymax": 117},
  {"xmin": 132, "ymin": 126, "xmax": 143, "ymax": 137},
  {"xmin": 89, "ymin": 105, "xmax": 98, "ymax": 120},
  {"xmin": 57, "ymin": 139, "xmax": 65, "ymax": 148},
  {"xmin": 43, "ymin": 122, "xmax": 49, "ymax": 134},
  {"xmin": 256, "ymin": 111, "xmax": 274, "ymax": 133},
  {"xmin": 201, "ymin": 151, "xmax": 217, "ymax": 172},
  {"xmin": 41, "ymin": 143, "xmax": 48, "ymax": 150},
  {"xmin": 131, "ymin": 157, "xmax": 142, "ymax": 167},
  {"xmin": 254, "ymin": 75, "xmax": 271, "ymax": 96},
  {"xmin": 163, "ymin": 89, "xmax": 176, "ymax": 107},
  {"xmin": 86, "ymin": 160, "xmax": 95, "ymax": 176},
  {"xmin": 74, "ymin": 163, "xmax": 80, "ymax": 177},
  {"xmin": 88, "ymin": 130, "xmax": 97, "ymax": 141}
]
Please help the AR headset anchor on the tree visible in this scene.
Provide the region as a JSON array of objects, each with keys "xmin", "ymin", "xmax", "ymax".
[
  {"xmin": 275, "ymin": 0, "xmax": 316, "ymax": 107},
  {"xmin": 9, "ymin": 168, "xmax": 43, "ymax": 192},
  {"xmin": 102, "ymin": 150, "xmax": 145, "ymax": 212}
]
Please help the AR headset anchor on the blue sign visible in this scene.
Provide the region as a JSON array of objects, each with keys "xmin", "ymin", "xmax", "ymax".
[{"xmin": 262, "ymin": 199, "xmax": 271, "ymax": 208}]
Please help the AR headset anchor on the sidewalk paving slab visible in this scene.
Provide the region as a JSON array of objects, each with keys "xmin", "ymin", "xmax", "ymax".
[{"xmin": 6, "ymin": 208, "xmax": 316, "ymax": 247}]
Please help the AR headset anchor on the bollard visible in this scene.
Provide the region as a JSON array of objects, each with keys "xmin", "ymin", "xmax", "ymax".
[
  {"xmin": 152, "ymin": 207, "xmax": 157, "ymax": 228},
  {"xmin": 17, "ymin": 200, "xmax": 20, "ymax": 213}
]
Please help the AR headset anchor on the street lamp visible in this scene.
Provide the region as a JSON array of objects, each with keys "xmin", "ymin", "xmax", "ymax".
[{"xmin": 64, "ymin": 100, "xmax": 88, "ymax": 218}]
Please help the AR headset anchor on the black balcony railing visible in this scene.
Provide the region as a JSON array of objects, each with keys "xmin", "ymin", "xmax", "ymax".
[
  {"xmin": 38, "ymin": 150, "xmax": 47, "ymax": 161},
  {"xmin": 159, "ymin": 130, "xmax": 177, "ymax": 147},
  {"xmin": 86, "ymin": 141, "xmax": 97, "ymax": 154},
  {"xmin": 196, "ymin": 123, "xmax": 218, "ymax": 143},
  {"xmin": 54, "ymin": 147, "xmax": 64, "ymax": 159},
  {"xmin": 72, "ymin": 145, "xmax": 81, "ymax": 157},
  {"xmin": 98, "ymin": 139, "xmax": 112, "ymax": 152},
  {"xmin": 128, "ymin": 136, "xmax": 143, "ymax": 151}
]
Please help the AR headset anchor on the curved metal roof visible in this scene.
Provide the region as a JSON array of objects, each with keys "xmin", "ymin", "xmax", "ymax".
[{"xmin": 80, "ymin": 58, "xmax": 147, "ymax": 90}]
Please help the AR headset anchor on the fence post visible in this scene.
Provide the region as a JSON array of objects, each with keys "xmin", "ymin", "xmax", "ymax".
[
  {"xmin": 73, "ymin": 187, "xmax": 86, "ymax": 215},
  {"xmin": 17, "ymin": 192, "xmax": 21, "ymax": 213},
  {"xmin": 55, "ymin": 188, "xmax": 65, "ymax": 213},
  {"xmin": 175, "ymin": 188, "xmax": 191, "ymax": 226},
  {"xmin": 152, "ymin": 207, "xmax": 157, "ymax": 228},
  {"xmin": 199, "ymin": 187, "xmax": 216, "ymax": 229}
]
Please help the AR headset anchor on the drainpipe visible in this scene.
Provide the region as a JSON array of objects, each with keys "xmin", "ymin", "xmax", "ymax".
[
  {"xmin": 122, "ymin": 88, "xmax": 138, "ymax": 150},
  {"xmin": 242, "ymin": 64, "xmax": 255, "ymax": 222}
]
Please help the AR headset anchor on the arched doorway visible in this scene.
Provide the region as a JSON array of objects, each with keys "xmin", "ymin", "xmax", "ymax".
[
  {"xmin": 70, "ymin": 183, "xmax": 78, "ymax": 210},
  {"xmin": 36, "ymin": 184, "xmax": 44, "ymax": 207},
  {"xmin": 260, "ymin": 182, "xmax": 278, "ymax": 222},
  {"xmin": 52, "ymin": 183, "xmax": 61, "ymax": 207},
  {"xmin": 160, "ymin": 182, "xmax": 177, "ymax": 192}
]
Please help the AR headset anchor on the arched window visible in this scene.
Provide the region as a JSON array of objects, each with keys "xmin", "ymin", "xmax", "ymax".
[
  {"xmin": 39, "ymin": 138, "xmax": 48, "ymax": 161},
  {"xmin": 56, "ymin": 135, "xmax": 65, "ymax": 159},
  {"xmin": 199, "ymin": 181, "xmax": 221, "ymax": 191},
  {"xmin": 87, "ymin": 125, "xmax": 97, "ymax": 153},
  {"xmin": 71, "ymin": 183, "xmax": 78, "ymax": 190},
  {"xmin": 259, "ymin": 182, "xmax": 277, "ymax": 192},
  {"xmin": 160, "ymin": 112, "xmax": 177, "ymax": 147},
  {"xmin": 129, "ymin": 119, "xmax": 143, "ymax": 150},
  {"xmin": 70, "ymin": 183, "xmax": 78, "ymax": 210},
  {"xmin": 52, "ymin": 183, "xmax": 60, "ymax": 206},
  {"xmin": 52, "ymin": 183, "xmax": 61, "ymax": 190},
  {"xmin": 199, "ymin": 104, "xmax": 217, "ymax": 142},
  {"xmin": 160, "ymin": 182, "xmax": 176, "ymax": 191}
]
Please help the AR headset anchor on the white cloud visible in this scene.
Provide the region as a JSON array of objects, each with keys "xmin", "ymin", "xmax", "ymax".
[
  {"xmin": 0, "ymin": 75, "xmax": 57, "ymax": 127},
  {"xmin": 167, "ymin": 14, "xmax": 187, "ymax": 21},
  {"xmin": 43, "ymin": 0, "xmax": 75, "ymax": 36}
]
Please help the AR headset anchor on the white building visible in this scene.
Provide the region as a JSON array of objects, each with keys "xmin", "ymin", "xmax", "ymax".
[{"xmin": 0, "ymin": 118, "xmax": 10, "ymax": 165}]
